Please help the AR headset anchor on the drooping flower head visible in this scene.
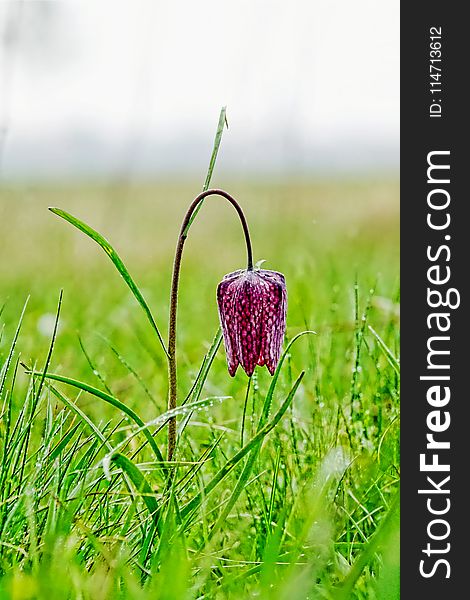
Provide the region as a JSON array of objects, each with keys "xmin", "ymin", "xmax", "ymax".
[{"xmin": 217, "ymin": 269, "xmax": 287, "ymax": 377}]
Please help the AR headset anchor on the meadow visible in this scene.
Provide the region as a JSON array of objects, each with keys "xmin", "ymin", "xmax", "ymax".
[{"xmin": 0, "ymin": 172, "xmax": 399, "ymax": 598}]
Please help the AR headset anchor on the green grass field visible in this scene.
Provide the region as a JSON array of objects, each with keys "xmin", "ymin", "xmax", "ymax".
[{"xmin": 0, "ymin": 175, "xmax": 399, "ymax": 599}]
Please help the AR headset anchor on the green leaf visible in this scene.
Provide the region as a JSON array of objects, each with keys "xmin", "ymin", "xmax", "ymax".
[
  {"xmin": 109, "ymin": 453, "xmax": 160, "ymax": 523},
  {"xmin": 103, "ymin": 395, "xmax": 231, "ymax": 464},
  {"xmin": 26, "ymin": 369, "xmax": 165, "ymax": 464},
  {"xmin": 333, "ymin": 493, "xmax": 400, "ymax": 600},
  {"xmin": 177, "ymin": 328, "xmax": 223, "ymax": 438},
  {"xmin": 368, "ymin": 325, "xmax": 400, "ymax": 376},
  {"xmin": 46, "ymin": 382, "xmax": 159, "ymax": 532},
  {"xmin": 0, "ymin": 296, "xmax": 29, "ymax": 400},
  {"xmin": 206, "ymin": 331, "xmax": 316, "ymax": 542},
  {"xmin": 48, "ymin": 206, "xmax": 169, "ymax": 359},
  {"xmin": 203, "ymin": 105, "xmax": 227, "ymax": 191},
  {"xmin": 180, "ymin": 370, "xmax": 305, "ymax": 523},
  {"xmin": 183, "ymin": 106, "xmax": 228, "ymax": 236}
]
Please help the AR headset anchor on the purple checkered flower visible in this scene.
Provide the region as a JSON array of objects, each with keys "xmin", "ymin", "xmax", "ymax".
[{"xmin": 217, "ymin": 269, "xmax": 287, "ymax": 377}]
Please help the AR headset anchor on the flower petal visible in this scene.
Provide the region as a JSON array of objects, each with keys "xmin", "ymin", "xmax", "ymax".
[
  {"xmin": 232, "ymin": 272, "xmax": 266, "ymax": 376},
  {"xmin": 217, "ymin": 276, "xmax": 240, "ymax": 376},
  {"xmin": 257, "ymin": 271, "xmax": 287, "ymax": 375}
]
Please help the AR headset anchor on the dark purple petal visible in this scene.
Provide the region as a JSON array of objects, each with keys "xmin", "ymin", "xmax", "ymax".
[
  {"xmin": 257, "ymin": 271, "xmax": 287, "ymax": 375},
  {"xmin": 232, "ymin": 273, "xmax": 265, "ymax": 376},
  {"xmin": 217, "ymin": 275, "xmax": 240, "ymax": 376},
  {"xmin": 217, "ymin": 268, "xmax": 287, "ymax": 377}
]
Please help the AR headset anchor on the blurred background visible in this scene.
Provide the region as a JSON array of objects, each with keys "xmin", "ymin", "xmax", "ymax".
[
  {"xmin": 0, "ymin": 0, "xmax": 399, "ymax": 395},
  {"xmin": 0, "ymin": 0, "xmax": 399, "ymax": 179}
]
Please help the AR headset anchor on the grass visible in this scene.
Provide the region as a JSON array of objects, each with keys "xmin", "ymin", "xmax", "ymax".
[{"xmin": 0, "ymin": 166, "xmax": 399, "ymax": 597}]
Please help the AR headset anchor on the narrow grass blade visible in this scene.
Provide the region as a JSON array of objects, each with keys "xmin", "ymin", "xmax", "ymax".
[
  {"xmin": 98, "ymin": 333, "xmax": 157, "ymax": 406},
  {"xmin": 259, "ymin": 506, "xmax": 288, "ymax": 592},
  {"xmin": 203, "ymin": 106, "xmax": 227, "ymax": 191},
  {"xmin": 24, "ymin": 369, "xmax": 165, "ymax": 464},
  {"xmin": 368, "ymin": 325, "xmax": 400, "ymax": 376},
  {"xmin": 14, "ymin": 292, "xmax": 62, "ymax": 492},
  {"xmin": 47, "ymin": 382, "xmax": 159, "ymax": 532},
  {"xmin": 78, "ymin": 334, "xmax": 113, "ymax": 395},
  {"xmin": 267, "ymin": 446, "xmax": 282, "ymax": 532},
  {"xmin": 183, "ymin": 106, "xmax": 228, "ymax": 236},
  {"xmin": 109, "ymin": 453, "xmax": 159, "ymax": 522},
  {"xmin": 46, "ymin": 383, "xmax": 110, "ymax": 449},
  {"xmin": 180, "ymin": 370, "xmax": 305, "ymax": 522},
  {"xmin": 103, "ymin": 395, "xmax": 231, "ymax": 464},
  {"xmin": 178, "ymin": 328, "xmax": 223, "ymax": 438},
  {"xmin": 206, "ymin": 332, "xmax": 315, "ymax": 541},
  {"xmin": 183, "ymin": 328, "xmax": 223, "ymax": 407},
  {"xmin": 0, "ymin": 296, "xmax": 29, "ymax": 399},
  {"xmin": 48, "ymin": 206, "xmax": 169, "ymax": 359},
  {"xmin": 48, "ymin": 422, "xmax": 82, "ymax": 463},
  {"xmin": 333, "ymin": 492, "xmax": 400, "ymax": 599},
  {"xmin": 260, "ymin": 330, "xmax": 316, "ymax": 428}
]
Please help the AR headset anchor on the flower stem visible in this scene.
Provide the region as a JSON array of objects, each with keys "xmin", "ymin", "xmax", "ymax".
[{"xmin": 167, "ymin": 189, "xmax": 253, "ymax": 460}]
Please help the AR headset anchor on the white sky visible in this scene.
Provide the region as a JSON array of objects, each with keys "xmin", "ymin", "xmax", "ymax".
[{"xmin": 0, "ymin": 0, "xmax": 400, "ymax": 177}]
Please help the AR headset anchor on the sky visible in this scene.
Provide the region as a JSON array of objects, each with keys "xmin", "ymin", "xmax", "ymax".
[{"xmin": 0, "ymin": 0, "xmax": 400, "ymax": 178}]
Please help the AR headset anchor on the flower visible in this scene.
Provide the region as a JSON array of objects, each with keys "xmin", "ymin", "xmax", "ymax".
[{"xmin": 217, "ymin": 269, "xmax": 287, "ymax": 377}]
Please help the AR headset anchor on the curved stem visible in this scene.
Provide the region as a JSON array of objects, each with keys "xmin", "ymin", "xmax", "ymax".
[{"xmin": 167, "ymin": 189, "xmax": 253, "ymax": 460}]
